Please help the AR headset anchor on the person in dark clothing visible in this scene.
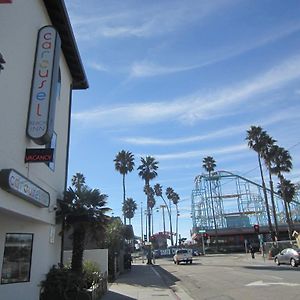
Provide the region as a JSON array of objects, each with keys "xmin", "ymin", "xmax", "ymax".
[
  {"xmin": 124, "ymin": 253, "xmax": 132, "ymax": 270},
  {"xmin": 249, "ymin": 244, "xmax": 255, "ymax": 259}
]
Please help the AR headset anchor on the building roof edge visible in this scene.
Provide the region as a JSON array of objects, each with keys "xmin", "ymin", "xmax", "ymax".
[{"xmin": 43, "ymin": 0, "xmax": 88, "ymax": 90}]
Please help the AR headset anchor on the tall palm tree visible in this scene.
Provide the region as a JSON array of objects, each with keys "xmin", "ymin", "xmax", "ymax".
[
  {"xmin": 61, "ymin": 173, "xmax": 110, "ymax": 274},
  {"xmin": 270, "ymin": 146, "xmax": 293, "ymax": 239},
  {"xmin": 278, "ymin": 178, "xmax": 296, "ymax": 235},
  {"xmin": 71, "ymin": 172, "xmax": 86, "ymax": 193},
  {"xmin": 166, "ymin": 187, "xmax": 175, "ymax": 245},
  {"xmin": 147, "ymin": 187, "xmax": 156, "ymax": 235},
  {"xmin": 260, "ymin": 134, "xmax": 279, "ymax": 238},
  {"xmin": 154, "ymin": 183, "xmax": 174, "ymax": 246},
  {"xmin": 246, "ymin": 126, "xmax": 274, "ymax": 238},
  {"xmin": 114, "ymin": 150, "xmax": 135, "ymax": 224},
  {"xmin": 138, "ymin": 156, "xmax": 158, "ymax": 264},
  {"xmin": 172, "ymin": 192, "xmax": 180, "ymax": 246},
  {"xmin": 123, "ymin": 197, "xmax": 137, "ymax": 225},
  {"xmin": 202, "ymin": 156, "xmax": 219, "ymax": 248}
]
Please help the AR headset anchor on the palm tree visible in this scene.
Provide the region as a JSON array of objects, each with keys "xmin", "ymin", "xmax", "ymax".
[
  {"xmin": 277, "ymin": 178, "xmax": 296, "ymax": 240},
  {"xmin": 166, "ymin": 187, "xmax": 175, "ymax": 245},
  {"xmin": 123, "ymin": 197, "xmax": 137, "ymax": 225},
  {"xmin": 270, "ymin": 146, "xmax": 293, "ymax": 239},
  {"xmin": 114, "ymin": 150, "xmax": 135, "ymax": 224},
  {"xmin": 71, "ymin": 172, "xmax": 86, "ymax": 193},
  {"xmin": 154, "ymin": 183, "xmax": 174, "ymax": 246},
  {"xmin": 172, "ymin": 192, "xmax": 180, "ymax": 246},
  {"xmin": 138, "ymin": 156, "xmax": 159, "ymax": 264},
  {"xmin": 60, "ymin": 173, "xmax": 110, "ymax": 274},
  {"xmin": 260, "ymin": 134, "xmax": 279, "ymax": 238},
  {"xmin": 202, "ymin": 156, "xmax": 219, "ymax": 248},
  {"xmin": 246, "ymin": 126, "xmax": 274, "ymax": 238},
  {"xmin": 144, "ymin": 186, "xmax": 156, "ymax": 235}
]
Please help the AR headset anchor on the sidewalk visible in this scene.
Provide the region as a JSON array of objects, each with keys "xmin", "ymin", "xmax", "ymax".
[{"xmin": 101, "ymin": 260, "xmax": 193, "ymax": 300}]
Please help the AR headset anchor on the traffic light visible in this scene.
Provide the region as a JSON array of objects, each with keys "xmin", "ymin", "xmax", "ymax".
[
  {"xmin": 253, "ymin": 224, "xmax": 259, "ymax": 233},
  {"xmin": 144, "ymin": 234, "xmax": 147, "ymax": 242}
]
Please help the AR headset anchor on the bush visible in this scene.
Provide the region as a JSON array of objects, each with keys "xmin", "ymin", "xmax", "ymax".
[
  {"xmin": 40, "ymin": 261, "xmax": 101, "ymax": 300},
  {"xmin": 40, "ymin": 265, "xmax": 83, "ymax": 300},
  {"xmin": 82, "ymin": 260, "xmax": 101, "ymax": 288}
]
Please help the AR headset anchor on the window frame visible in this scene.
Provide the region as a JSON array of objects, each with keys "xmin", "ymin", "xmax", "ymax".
[{"xmin": 1, "ymin": 233, "xmax": 34, "ymax": 284}]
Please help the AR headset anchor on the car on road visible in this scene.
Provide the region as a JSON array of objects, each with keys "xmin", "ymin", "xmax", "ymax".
[
  {"xmin": 173, "ymin": 249, "xmax": 193, "ymax": 265},
  {"xmin": 274, "ymin": 248, "xmax": 300, "ymax": 267}
]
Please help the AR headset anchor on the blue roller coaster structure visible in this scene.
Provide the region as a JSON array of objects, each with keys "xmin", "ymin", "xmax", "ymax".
[{"xmin": 191, "ymin": 170, "xmax": 300, "ymax": 236}]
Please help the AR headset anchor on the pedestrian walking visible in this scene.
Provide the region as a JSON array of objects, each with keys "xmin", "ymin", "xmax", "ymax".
[{"xmin": 249, "ymin": 244, "xmax": 255, "ymax": 259}]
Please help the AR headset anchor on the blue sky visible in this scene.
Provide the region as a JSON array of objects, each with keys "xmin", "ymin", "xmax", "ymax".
[{"xmin": 64, "ymin": 0, "xmax": 300, "ymax": 241}]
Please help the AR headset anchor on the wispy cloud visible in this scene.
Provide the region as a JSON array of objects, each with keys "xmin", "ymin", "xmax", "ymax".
[
  {"xmin": 119, "ymin": 107, "xmax": 299, "ymax": 146},
  {"xmin": 140, "ymin": 143, "xmax": 247, "ymax": 161},
  {"xmin": 67, "ymin": 0, "xmax": 230, "ymax": 40},
  {"xmin": 87, "ymin": 62, "xmax": 108, "ymax": 72},
  {"xmin": 129, "ymin": 22, "xmax": 300, "ymax": 78},
  {"xmin": 72, "ymin": 55, "xmax": 300, "ymax": 127}
]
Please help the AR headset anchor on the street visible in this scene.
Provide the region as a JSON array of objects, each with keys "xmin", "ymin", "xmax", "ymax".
[{"xmin": 155, "ymin": 253, "xmax": 300, "ymax": 300}]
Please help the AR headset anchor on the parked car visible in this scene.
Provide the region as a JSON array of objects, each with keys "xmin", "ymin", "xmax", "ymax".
[
  {"xmin": 274, "ymin": 248, "xmax": 300, "ymax": 267},
  {"xmin": 173, "ymin": 249, "xmax": 193, "ymax": 265},
  {"xmin": 192, "ymin": 249, "xmax": 200, "ymax": 256}
]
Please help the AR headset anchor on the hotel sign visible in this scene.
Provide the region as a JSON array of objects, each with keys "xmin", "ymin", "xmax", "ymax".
[
  {"xmin": 27, "ymin": 26, "xmax": 61, "ymax": 145},
  {"xmin": 25, "ymin": 148, "xmax": 54, "ymax": 163},
  {"xmin": 0, "ymin": 169, "xmax": 50, "ymax": 207}
]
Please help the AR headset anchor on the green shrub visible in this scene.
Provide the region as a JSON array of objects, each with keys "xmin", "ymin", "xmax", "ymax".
[
  {"xmin": 40, "ymin": 261, "xmax": 102, "ymax": 299},
  {"xmin": 40, "ymin": 265, "xmax": 83, "ymax": 300},
  {"xmin": 82, "ymin": 260, "xmax": 101, "ymax": 288}
]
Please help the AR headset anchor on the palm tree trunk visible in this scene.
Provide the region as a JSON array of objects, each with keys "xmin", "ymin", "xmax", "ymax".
[
  {"xmin": 123, "ymin": 174, "xmax": 126, "ymax": 224},
  {"xmin": 279, "ymin": 176, "xmax": 292, "ymax": 240},
  {"xmin": 145, "ymin": 180, "xmax": 152, "ymax": 264},
  {"xmin": 268, "ymin": 170, "xmax": 279, "ymax": 238},
  {"xmin": 151, "ymin": 208, "xmax": 154, "ymax": 235},
  {"xmin": 71, "ymin": 224, "xmax": 86, "ymax": 274},
  {"xmin": 160, "ymin": 196, "xmax": 173, "ymax": 246},
  {"xmin": 169, "ymin": 198, "xmax": 174, "ymax": 246},
  {"xmin": 208, "ymin": 174, "xmax": 218, "ymax": 250},
  {"xmin": 162, "ymin": 206, "xmax": 166, "ymax": 234},
  {"xmin": 258, "ymin": 155, "xmax": 274, "ymax": 239}
]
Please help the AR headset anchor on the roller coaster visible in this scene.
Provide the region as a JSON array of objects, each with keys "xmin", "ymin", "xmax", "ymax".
[{"xmin": 191, "ymin": 170, "xmax": 300, "ymax": 237}]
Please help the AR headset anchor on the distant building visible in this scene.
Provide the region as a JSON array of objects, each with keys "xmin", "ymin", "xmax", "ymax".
[{"xmin": 0, "ymin": 1, "xmax": 88, "ymax": 299}]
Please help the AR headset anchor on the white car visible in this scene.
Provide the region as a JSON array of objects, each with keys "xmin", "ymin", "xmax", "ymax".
[{"xmin": 173, "ymin": 249, "xmax": 193, "ymax": 265}]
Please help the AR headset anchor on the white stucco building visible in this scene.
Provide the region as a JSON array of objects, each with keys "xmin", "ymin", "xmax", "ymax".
[{"xmin": 0, "ymin": 1, "xmax": 88, "ymax": 299}]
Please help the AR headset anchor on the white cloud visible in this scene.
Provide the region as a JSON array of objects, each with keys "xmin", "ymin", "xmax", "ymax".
[
  {"xmin": 88, "ymin": 62, "xmax": 108, "ymax": 72},
  {"xmin": 66, "ymin": 0, "xmax": 230, "ymax": 40},
  {"xmin": 143, "ymin": 143, "xmax": 247, "ymax": 161},
  {"xmin": 130, "ymin": 61, "xmax": 200, "ymax": 78},
  {"xmin": 120, "ymin": 106, "xmax": 299, "ymax": 146},
  {"xmin": 72, "ymin": 55, "xmax": 300, "ymax": 127},
  {"xmin": 128, "ymin": 22, "xmax": 300, "ymax": 78}
]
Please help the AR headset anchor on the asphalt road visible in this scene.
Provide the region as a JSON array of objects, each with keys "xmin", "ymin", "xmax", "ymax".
[{"xmin": 155, "ymin": 253, "xmax": 300, "ymax": 300}]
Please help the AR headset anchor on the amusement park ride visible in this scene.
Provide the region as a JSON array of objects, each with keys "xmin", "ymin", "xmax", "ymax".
[{"xmin": 191, "ymin": 170, "xmax": 300, "ymax": 245}]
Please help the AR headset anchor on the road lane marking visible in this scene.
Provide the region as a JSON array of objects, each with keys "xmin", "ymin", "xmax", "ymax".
[{"xmin": 246, "ymin": 280, "xmax": 300, "ymax": 287}]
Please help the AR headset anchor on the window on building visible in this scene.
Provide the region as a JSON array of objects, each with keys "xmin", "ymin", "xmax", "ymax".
[{"xmin": 1, "ymin": 233, "xmax": 33, "ymax": 284}]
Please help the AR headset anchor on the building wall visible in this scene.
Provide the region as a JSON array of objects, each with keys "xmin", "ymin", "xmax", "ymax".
[
  {"xmin": 0, "ymin": 213, "xmax": 62, "ymax": 299},
  {"xmin": 64, "ymin": 249, "xmax": 109, "ymax": 276},
  {"xmin": 0, "ymin": 1, "xmax": 74, "ymax": 299}
]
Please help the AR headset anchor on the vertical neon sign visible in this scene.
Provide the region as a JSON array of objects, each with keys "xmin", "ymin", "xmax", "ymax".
[{"xmin": 27, "ymin": 26, "xmax": 61, "ymax": 145}]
